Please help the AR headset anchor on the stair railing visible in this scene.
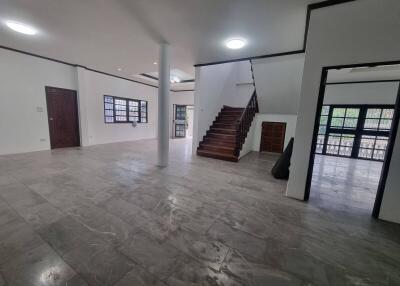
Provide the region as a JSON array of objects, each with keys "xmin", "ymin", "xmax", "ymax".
[{"xmin": 235, "ymin": 90, "xmax": 259, "ymax": 156}]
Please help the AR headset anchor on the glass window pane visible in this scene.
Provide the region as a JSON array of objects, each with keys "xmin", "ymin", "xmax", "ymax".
[
  {"xmin": 326, "ymin": 144, "xmax": 339, "ymax": 155},
  {"xmin": 321, "ymin": 106, "xmax": 330, "ymax": 116},
  {"xmin": 364, "ymin": 119, "xmax": 379, "ymax": 130},
  {"xmin": 105, "ymin": 116, "xmax": 114, "ymax": 123},
  {"xmin": 104, "ymin": 96, "xmax": 113, "ymax": 103},
  {"xmin": 328, "ymin": 135, "xmax": 341, "ymax": 146},
  {"xmin": 366, "ymin": 108, "xmax": 382, "ymax": 118},
  {"xmin": 346, "ymin": 108, "xmax": 359, "ymax": 118},
  {"xmin": 375, "ymin": 137, "xmax": 388, "ymax": 150},
  {"xmin": 340, "ymin": 135, "xmax": 354, "ymax": 147},
  {"xmin": 331, "ymin": 117, "xmax": 344, "ymax": 128},
  {"xmin": 382, "ymin": 109, "xmax": 394, "ymax": 119},
  {"xmin": 339, "ymin": 146, "xmax": 352, "ymax": 156},
  {"xmin": 318, "ymin": 126, "xmax": 326, "ymax": 135},
  {"xmin": 343, "ymin": 118, "xmax": 358, "ymax": 129},
  {"xmin": 332, "ymin": 108, "xmax": 345, "ymax": 117},
  {"xmin": 360, "ymin": 135, "xmax": 376, "ymax": 149},
  {"xmin": 373, "ymin": 150, "xmax": 386, "ymax": 160},
  {"xmin": 379, "ymin": 119, "xmax": 392, "ymax": 130},
  {"xmin": 320, "ymin": 115, "xmax": 328, "ymax": 125},
  {"xmin": 359, "ymin": 148, "xmax": 373, "ymax": 159}
]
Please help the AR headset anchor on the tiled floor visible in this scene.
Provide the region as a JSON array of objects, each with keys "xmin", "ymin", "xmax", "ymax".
[
  {"xmin": 311, "ymin": 154, "xmax": 383, "ymax": 214},
  {"xmin": 0, "ymin": 139, "xmax": 399, "ymax": 285}
]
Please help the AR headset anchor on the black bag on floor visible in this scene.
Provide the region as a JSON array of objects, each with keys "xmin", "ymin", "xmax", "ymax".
[{"xmin": 271, "ymin": 137, "xmax": 294, "ymax": 180}]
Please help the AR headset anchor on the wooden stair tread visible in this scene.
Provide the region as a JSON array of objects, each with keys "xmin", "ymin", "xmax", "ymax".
[
  {"xmin": 200, "ymin": 143, "xmax": 235, "ymax": 150},
  {"xmin": 197, "ymin": 149, "xmax": 238, "ymax": 162}
]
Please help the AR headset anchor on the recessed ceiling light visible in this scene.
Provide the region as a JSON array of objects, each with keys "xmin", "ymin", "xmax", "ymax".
[
  {"xmin": 153, "ymin": 62, "xmax": 158, "ymax": 65},
  {"xmin": 225, "ymin": 38, "xmax": 246, "ymax": 49},
  {"xmin": 117, "ymin": 68, "xmax": 122, "ymax": 71},
  {"xmin": 5, "ymin": 21, "xmax": 37, "ymax": 35}
]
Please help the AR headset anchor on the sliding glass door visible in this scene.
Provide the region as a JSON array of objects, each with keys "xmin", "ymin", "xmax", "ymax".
[{"xmin": 316, "ymin": 105, "xmax": 394, "ymax": 161}]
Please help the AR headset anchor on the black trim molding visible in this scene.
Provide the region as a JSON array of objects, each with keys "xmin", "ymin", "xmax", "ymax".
[
  {"xmin": 327, "ymin": 80, "xmax": 400, "ymax": 85},
  {"xmin": 140, "ymin": 73, "xmax": 195, "ymax": 83}
]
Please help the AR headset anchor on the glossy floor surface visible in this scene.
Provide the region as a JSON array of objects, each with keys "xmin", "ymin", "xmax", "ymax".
[
  {"xmin": 311, "ymin": 154, "xmax": 383, "ymax": 214},
  {"xmin": 0, "ymin": 139, "xmax": 399, "ymax": 285}
]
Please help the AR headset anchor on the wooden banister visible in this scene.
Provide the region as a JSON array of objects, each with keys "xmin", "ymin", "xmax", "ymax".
[{"xmin": 235, "ymin": 90, "xmax": 259, "ymax": 156}]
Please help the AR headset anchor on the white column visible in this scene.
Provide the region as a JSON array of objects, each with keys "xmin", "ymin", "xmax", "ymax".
[{"xmin": 157, "ymin": 44, "xmax": 170, "ymax": 166}]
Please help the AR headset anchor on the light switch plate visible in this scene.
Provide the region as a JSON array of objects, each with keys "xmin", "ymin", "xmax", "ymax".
[{"xmin": 36, "ymin": 107, "xmax": 44, "ymax": 112}]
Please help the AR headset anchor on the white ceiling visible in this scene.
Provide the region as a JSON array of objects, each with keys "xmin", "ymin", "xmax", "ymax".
[
  {"xmin": 0, "ymin": 0, "xmax": 318, "ymax": 80},
  {"xmin": 327, "ymin": 65, "xmax": 400, "ymax": 83}
]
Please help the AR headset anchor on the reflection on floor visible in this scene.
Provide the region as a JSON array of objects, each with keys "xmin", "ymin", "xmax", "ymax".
[
  {"xmin": 0, "ymin": 139, "xmax": 399, "ymax": 285},
  {"xmin": 311, "ymin": 154, "xmax": 383, "ymax": 214}
]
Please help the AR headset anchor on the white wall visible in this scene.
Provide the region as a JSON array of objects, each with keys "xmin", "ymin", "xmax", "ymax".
[
  {"xmin": 0, "ymin": 48, "xmax": 161, "ymax": 155},
  {"xmin": 170, "ymin": 91, "xmax": 194, "ymax": 138},
  {"xmin": 79, "ymin": 69, "xmax": 158, "ymax": 145},
  {"xmin": 286, "ymin": 0, "xmax": 400, "ymax": 224},
  {"xmin": 193, "ymin": 61, "xmax": 254, "ymax": 150},
  {"xmin": 324, "ymin": 82, "xmax": 399, "ymax": 105},
  {"xmin": 253, "ymin": 54, "xmax": 305, "ymax": 115},
  {"xmin": 0, "ymin": 49, "xmax": 77, "ymax": 155}
]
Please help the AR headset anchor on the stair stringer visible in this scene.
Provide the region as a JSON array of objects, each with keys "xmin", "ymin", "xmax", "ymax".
[{"xmin": 238, "ymin": 113, "xmax": 258, "ymax": 159}]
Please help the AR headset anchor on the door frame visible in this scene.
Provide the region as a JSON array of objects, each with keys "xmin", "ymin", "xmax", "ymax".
[
  {"xmin": 259, "ymin": 121, "xmax": 287, "ymax": 153},
  {"xmin": 45, "ymin": 86, "xmax": 81, "ymax": 149},
  {"xmin": 304, "ymin": 61, "xmax": 400, "ymax": 219}
]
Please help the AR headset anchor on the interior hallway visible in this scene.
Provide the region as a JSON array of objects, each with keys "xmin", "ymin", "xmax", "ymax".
[{"xmin": 0, "ymin": 139, "xmax": 399, "ymax": 285}]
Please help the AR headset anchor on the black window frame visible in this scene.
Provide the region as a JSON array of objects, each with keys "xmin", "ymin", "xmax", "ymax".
[{"xmin": 103, "ymin": 95, "xmax": 148, "ymax": 124}]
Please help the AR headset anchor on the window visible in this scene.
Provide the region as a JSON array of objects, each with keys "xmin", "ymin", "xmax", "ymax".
[
  {"xmin": 104, "ymin": 96, "xmax": 114, "ymax": 123},
  {"xmin": 129, "ymin": 100, "xmax": 139, "ymax": 122},
  {"xmin": 359, "ymin": 135, "xmax": 388, "ymax": 160},
  {"xmin": 103, "ymin": 95, "xmax": 148, "ymax": 124},
  {"xmin": 316, "ymin": 105, "xmax": 330, "ymax": 154},
  {"xmin": 316, "ymin": 104, "xmax": 394, "ymax": 161},
  {"xmin": 364, "ymin": 108, "xmax": 394, "ymax": 131},
  {"xmin": 140, "ymin": 101, "xmax": 148, "ymax": 123}
]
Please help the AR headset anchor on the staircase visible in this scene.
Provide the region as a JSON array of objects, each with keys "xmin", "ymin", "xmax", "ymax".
[{"xmin": 197, "ymin": 91, "xmax": 259, "ymax": 162}]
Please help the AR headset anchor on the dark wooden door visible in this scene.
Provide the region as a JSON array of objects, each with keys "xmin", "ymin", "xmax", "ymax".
[
  {"xmin": 45, "ymin": 86, "xmax": 80, "ymax": 149},
  {"xmin": 260, "ymin": 122, "xmax": 286, "ymax": 153}
]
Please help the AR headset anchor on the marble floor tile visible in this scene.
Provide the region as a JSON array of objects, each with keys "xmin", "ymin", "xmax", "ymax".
[
  {"xmin": 1, "ymin": 243, "xmax": 76, "ymax": 286},
  {"xmin": 118, "ymin": 230, "xmax": 183, "ymax": 280},
  {"xmin": 0, "ymin": 138, "xmax": 399, "ymax": 285},
  {"xmin": 114, "ymin": 265, "xmax": 167, "ymax": 286}
]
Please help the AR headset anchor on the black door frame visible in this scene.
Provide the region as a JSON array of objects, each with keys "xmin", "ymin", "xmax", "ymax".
[{"xmin": 304, "ymin": 60, "xmax": 400, "ymax": 219}]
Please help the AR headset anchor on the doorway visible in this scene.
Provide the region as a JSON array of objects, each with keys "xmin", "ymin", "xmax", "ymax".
[
  {"xmin": 305, "ymin": 63, "xmax": 400, "ymax": 218},
  {"xmin": 173, "ymin": 104, "xmax": 194, "ymax": 138},
  {"xmin": 45, "ymin": 86, "xmax": 80, "ymax": 149},
  {"xmin": 260, "ymin": 122, "xmax": 286, "ymax": 153}
]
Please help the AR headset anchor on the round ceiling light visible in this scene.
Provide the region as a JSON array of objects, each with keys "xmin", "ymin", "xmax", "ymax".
[
  {"xmin": 225, "ymin": 38, "xmax": 246, "ymax": 49},
  {"xmin": 6, "ymin": 21, "xmax": 37, "ymax": 35}
]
